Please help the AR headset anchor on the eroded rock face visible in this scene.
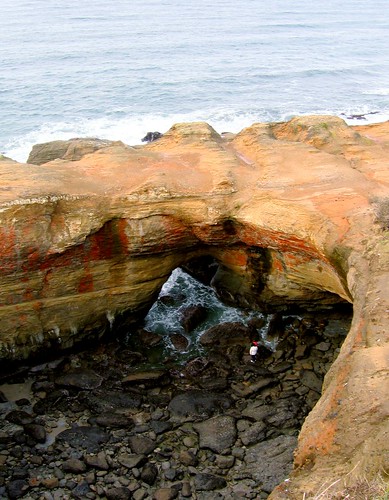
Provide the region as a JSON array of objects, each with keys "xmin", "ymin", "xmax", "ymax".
[
  {"xmin": 27, "ymin": 137, "xmax": 125, "ymax": 165},
  {"xmin": 0, "ymin": 116, "xmax": 388, "ymax": 497}
]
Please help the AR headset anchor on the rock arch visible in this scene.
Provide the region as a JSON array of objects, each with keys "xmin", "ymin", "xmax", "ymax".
[{"xmin": 0, "ymin": 117, "xmax": 388, "ymax": 497}]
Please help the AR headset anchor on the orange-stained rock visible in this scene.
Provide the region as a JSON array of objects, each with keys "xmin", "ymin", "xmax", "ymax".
[{"xmin": 0, "ymin": 117, "xmax": 388, "ymax": 497}]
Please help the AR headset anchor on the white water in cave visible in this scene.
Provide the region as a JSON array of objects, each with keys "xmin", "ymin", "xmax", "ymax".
[{"xmin": 142, "ymin": 268, "xmax": 276, "ymax": 355}]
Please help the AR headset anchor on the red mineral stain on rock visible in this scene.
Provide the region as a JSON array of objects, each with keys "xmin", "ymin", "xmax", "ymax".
[
  {"xmin": 117, "ymin": 219, "xmax": 129, "ymax": 253},
  {"xmin": 78, "ymin": 271, "xmax": 94, "ymax": 294}
]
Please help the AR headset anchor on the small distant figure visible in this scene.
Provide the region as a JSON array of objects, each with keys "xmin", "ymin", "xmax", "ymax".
[
  {"xmin": 142, "ymin": 131, "xmax": 163, "ymax": 143},
  {"xmin": 250, "ymin": 341, "xmax": 259, "ymax": 363}
]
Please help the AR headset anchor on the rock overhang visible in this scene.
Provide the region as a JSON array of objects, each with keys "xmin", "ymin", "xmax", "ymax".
[
  {"xmin": 0, "ymin": 116, "xmax": 388, "ymax": 497},
  {"xmin": 1, "ymin": 117, "xmax": 387, "ymax": 359}
]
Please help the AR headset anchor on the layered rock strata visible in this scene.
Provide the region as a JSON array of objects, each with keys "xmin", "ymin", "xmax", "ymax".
[{"xmin": 0, "ymin": 116, "xmax": 388, "ymax": 497}]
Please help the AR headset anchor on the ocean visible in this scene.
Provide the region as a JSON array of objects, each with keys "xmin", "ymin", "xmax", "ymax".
[{"xmin": 1, "ymin": 0, "xmax": 389, "ymax": 163}]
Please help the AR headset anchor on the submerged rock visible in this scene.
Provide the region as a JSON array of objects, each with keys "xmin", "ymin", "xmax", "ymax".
[{"xmin": 180, "ymin": 305, "xmax": 208, "ymax": 333}]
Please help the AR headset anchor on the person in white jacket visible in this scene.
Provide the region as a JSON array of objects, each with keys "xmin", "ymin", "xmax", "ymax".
[{"xmin": 249, "ymin": 341, "xmax": 259, "ymax": 363}]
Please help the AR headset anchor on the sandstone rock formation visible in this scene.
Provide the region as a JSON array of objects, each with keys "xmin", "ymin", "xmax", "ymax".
[{"xmin": 0, "ymin": 116, "xmax": 388, "ymax": 497}]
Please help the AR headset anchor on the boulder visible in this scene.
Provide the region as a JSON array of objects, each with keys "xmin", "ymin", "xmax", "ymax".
[
  {"xmin": 55, "ymin": 369, "xmax": 103, "ymax": 390},
  {"xmin": 27, "ymin": 137, "xmax": 122, "ymax": 165},
  {"xmin": 245, "ymin": 435, "xmax": 297, "ymax": 494},
  {"xmin": 168, "ymin": 390, "xmax": 232, "ymax": 421},
  {"xmin": 199, "ymin": 321, "xmax": 251, "ymax": 347},
  {"xmin": 180, "ymin": 305, "xmax": 207, "ymax": 332},
  {"xmin": 142, "ymin": 131, "xmax": 163, "ymax": 142},
  {"xmin": 194, "ymin": 415, "xmax": 237, "ymax": 453}
]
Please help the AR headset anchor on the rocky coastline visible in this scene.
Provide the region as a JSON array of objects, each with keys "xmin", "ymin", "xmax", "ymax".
[
  {"xmin": 0, "ymin": 116, "xmax": 388, "ymax": 498},
  {"xmin": 0, "ymin": 304, "xmax": 351, "ymax": 500}
]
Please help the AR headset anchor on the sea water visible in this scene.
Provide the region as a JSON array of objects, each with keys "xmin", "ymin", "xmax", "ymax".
[
  {"xmin": 128, "ymin": 268, "xmax": 275, "ymax": 366},
  {"xmin": 1, "ymin": 0, "xmax": 388, "ymax": 162}
]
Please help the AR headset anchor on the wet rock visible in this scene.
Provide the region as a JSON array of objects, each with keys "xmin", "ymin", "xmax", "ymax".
[
  {"xmin": 215, "ymin": 454, "xmax": 235, "ymax": 469},
  {"xmin": 56, "ymin": 425, "xmax": 109, "ymax": 452},
  {"xmin": 180, "ymin": 357, "xmax": 209, "ymax": 378},
  {"xmin": 179, "ymin": 449, "xmax": 198, "ymax": 466},
  {"xmin": 159, "ymin": 290, "xmax": 187, "ymax": 306},
  {"xmin": 84, "ymin": 451, "xmax": 109, "ymax": 470},
  {"xmin": 244, "ymin": 435, "xmax": 297, "ymax": 493},
  {"xmin": 15, "ymin": 398, "xmax": 30, "ymax": 407},
  {"xmin": 153, "ymin": 487, "xmax": 179, "ymax": 499},
  {"xmin": 41, "ymin": 476, "xmax": 59, "ymax": 489},
  {"xmin": 301, "ymin": 369, "xmax": 323, "ymax": 393},
  {"xmin": 194, "ymin": 472, "xmax": 227, "ymax": 490},
  {"xmin": 169, "ymin": 333, "xmax": 189, "ymax": 352},
  {"xmin": 168, "ymin": 390, "xmax": 232, "ymax": 421},
  {"xmin": 118, "ymin": 452, "xmax": 147, "ymax": 469},
  {"xmin": 6, "ymin": 479, "xmax": 30, "ymax": 499},
  {"xmin": 314, "ymin": 341, "xmax": 331, "ymax": 352},
  {"xmin": 80, "ymin": 390, "xmax": 142, "ymax": 413},
  {"xmin": 129, "ymin": 435, "xmax": 156, "ymax": 455},
  {"xmin": 142, "ymin": 131, "xmax": 163, "ymax": 142},
  {"xmin": 90, "ymin": 412, "xmax": 134, "ymax": 429},
  {"xmin": 23, "ymin": 423, "xmax": 46, "ymax": 443},
  {"xmin": 0, "ymin": 429, "xmax": 15, "ymax": 443},
  {"xmin": 55, "ymin": 369, "xmax": 103, "ymax": 390},
  {"xmin": 0, "ymin": 390, "xmax": 7, "ymax": 402},
  {"xmin": 106, "ymin": 486, "xmax": 132, "ymax": 500},
  {"xmin": 181, "ymin": 256, "xmax": 218, "ymax": 285},
  {"xmin": 267, "ymin": 313, "xmax": 285, "ymax": 338},
  {"xmin": 163, "ymin": 467, "xmax": 178, "ymax": 481},
  {"xmin": 241, "ymin": 400, "xmax": 274, "ymax": 421},
  {"xmin": 255, "ymin": 343, "xmax": 274, "ymax": 360},
  {"xmin": 231, "ymin": 377, "xmax": 276, "ymax": 398},
  {"xmin": 11, "ymin": 467, "xmax": 29, "ymax": 479},
  {"xmin": 134, "ymin": 487, "xmax": 148, "ymax": 499},
  {"xmin": 115, "ymin": 349, "xmax": 146, "ymax": 365},
  {"xmin": 194, "ymin": 415, "xmax": 237, "ymax": 453},
  {"xmin": 181, "ymin": 481, "xmax": 192, "ymax": 497},
  {"xmin": 122, "ymin": 370, "xmax": 170, "ymax": 387},
  {"xmin": 247, "ymin": 316, "xmax": 267, "ymax": 333},
  {"xmin": 270, "ymin": 361, "xmax": 293, "ymax": 374},
  {"xmin": 180, "ymin": 305, "xmax": 207, "ymax": 333},
  {"xmin": 199, "ymin": 322, "xmax": 251, "ymax": 347},
  {"xmin": 5, "ymin": 410, "xmax": 34, "ymax": 425},
  {"xmin": 135, "ymin": 328, "xmax": 163, "ymax": 347},
  {"xmin": 71, "ymin": 479, "xmax": 91, "ymax": 499},
  {"xmin": 62, "ymin": 458, "xmax": 87, "ymax": 473},
  {"xmin": 264, "ymin": 399, "xmax": 300, "ymax": 428},
  {"xmin": 32, "ymin": 389, "xmax": 72, "ymax": 415},
  {"xmin": 141, "ymin": 462, "xmax": 158, "ymax": 485},
  {"xmin": 199, "ymin": 376, "xmax": 228, "ymax": 391},
  {"xmin": 240, "ymin": 421, "xmax": 266, "ymax": 446},
  {"xmin": 150, "ymin": 420, "xmax": 173, "ymax": 435}
]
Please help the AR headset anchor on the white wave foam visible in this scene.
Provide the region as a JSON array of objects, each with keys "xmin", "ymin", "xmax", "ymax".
[
  {"xmin": 362, "ymin": 88, "xmax": 389, "ymax": 96},
  {"xmin": 3, "ymin": 109, "xmax": 276, "ymax": 163},
  {"xmin": 4, "ymin": 108, "xmax": 388, "ymax": 163}
]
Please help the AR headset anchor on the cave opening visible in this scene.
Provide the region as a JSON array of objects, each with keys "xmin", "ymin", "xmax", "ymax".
[
  {"xmin": 0, "ymin": 254, "xmax": 354, "ymax": 499},
  {"xmin": 113, "ymin": 256, "xmax": 353, "ymax": 494},
  {"xmin": 122, "ymin": 254, "xmax": 353, "ymax": 387}
]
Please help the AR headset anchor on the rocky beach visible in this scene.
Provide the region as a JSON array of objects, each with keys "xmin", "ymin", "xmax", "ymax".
[
  {"xmin": 0, "ymin": 301, "xmax": 351, "ymax": 499},
  {"xmin": 0, "ymin": 116, "xmax": 388, "ymax": 498}
]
